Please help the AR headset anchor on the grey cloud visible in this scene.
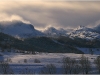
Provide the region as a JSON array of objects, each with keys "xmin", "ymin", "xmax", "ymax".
[{"xmin": 0, "ymin": 1, "xmax": 100, "ymax": 30}]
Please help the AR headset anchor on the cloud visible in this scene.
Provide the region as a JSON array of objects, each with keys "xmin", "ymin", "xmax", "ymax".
[
  {"xmin": 0, "ymin": 1, "xmax": 100, "ymax": 30},
  {"xmin": 0, "ymin": 14, "xmax": 30, "ymax": 24}
]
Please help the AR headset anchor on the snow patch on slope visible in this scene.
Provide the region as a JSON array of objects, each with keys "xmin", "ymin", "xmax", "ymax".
[
  {"xmin": 69, "ymin": 26, "xmax": 100, "ymax": 40},
  {"xmin": 93, "ymin": 24, "xmax": 100, "ymax": 33},
  {"xmin": 43, "ymin": 27, "xmax": 68, "ymax": 37}
]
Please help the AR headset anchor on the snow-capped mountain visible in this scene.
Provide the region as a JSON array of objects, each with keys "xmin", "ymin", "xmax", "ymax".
[
  {"xmin": 43, "ymin": 27, "xmax": 68, "ymax": 37},
  {"xmin": 0, "ymin": 20, "xmax": 45, "ymax": 38},
  {"xmin": 69, "ymin": 26, "xmax": 100, "ymax": 40},
  {"xmin": 0, "ymin": 20, "xmax": 100, "ymax": 40},
  {"xmin": 43, "ymin": 26, "xmax": 100, "ymax": 40}
]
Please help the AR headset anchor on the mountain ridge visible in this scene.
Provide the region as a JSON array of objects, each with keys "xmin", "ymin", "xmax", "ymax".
[
  {"xmin": 0, "ymin": 20, "xmax": 100, "ymax": 40},
  {"xmin": 0, "ymin": 20, "xmax": 45, "ymax": 38}
]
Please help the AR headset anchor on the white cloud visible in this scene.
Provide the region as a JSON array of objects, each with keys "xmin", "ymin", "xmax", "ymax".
[{"xmin": 0, "ymin": 14, "xmax": 30, "ymax": 24}]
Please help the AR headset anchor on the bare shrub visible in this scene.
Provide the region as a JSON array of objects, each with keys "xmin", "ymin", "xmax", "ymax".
[
  {"xmin": 34, "ymin": 59, "xmax": 41, "ymax": 63},
  {"xmin": 72, "ymin": 64, "xmax": 82, "ymax": 74},
  {"xmin": 40, "ymin": 64, "xmax": 56, "ymax": 74},
  {"xmin": 19, "ymin": 68, "xmax": 35, "ymax": 74},
  {"xmin": 6, "ymin": 58, "xmax": 12, "ymax": 63},
  {"xmin": 24, "ymin": 59, "xmax": 27, "ymax": 63},
  {"xmin": 94, "ymin": 56, "xmax": 100, "ymax": 73},
  {"xmin": 79, "ymin": 55, "xmax": 91, "ymax": 74},
  {"xmin": 62, "ymin": 57, "xmax": 78, "ymax": 74},
  {"xmin": 0, "ymin": 61, "xmax": 13, "ymax": 74}
]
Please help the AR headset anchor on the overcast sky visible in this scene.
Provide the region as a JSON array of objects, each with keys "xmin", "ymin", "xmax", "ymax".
[{"xmin": 0, "ymin": 1, "xmax": 100, "ymax": 30}]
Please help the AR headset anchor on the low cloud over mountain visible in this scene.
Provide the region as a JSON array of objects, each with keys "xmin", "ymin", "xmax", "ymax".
[{"xmin": 0, "ymin": 20, "xmax": 44, "ymax": 38}]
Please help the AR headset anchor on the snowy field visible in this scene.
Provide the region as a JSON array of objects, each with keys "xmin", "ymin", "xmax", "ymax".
[
  {"xmin": 77, "ymin": 47, "xmax": 100, "ymax": 55},
  {"xmin": 0, "ymin": 51, "xmax": 100, "ymax": 74}
]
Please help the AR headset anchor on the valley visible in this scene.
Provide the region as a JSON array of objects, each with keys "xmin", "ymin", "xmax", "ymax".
[{"xmin": 0, "ymin": 21, "xmax": 100, "ymax": 74}]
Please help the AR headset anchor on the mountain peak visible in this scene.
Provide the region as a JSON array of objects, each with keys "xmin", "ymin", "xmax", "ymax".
[
  {"xmin": 44, "ymin": 27, "xmax": 68, "ymax": 37},
  {"xmin": 0, "ymin": 20, "xmax": 44, "ymax": 38},
  {"xmin": 46, "ymin": 27, "xmax": 56, "ymax": 31},
  {"xmin": 70, "ymin": 25, "xmax": 100, "ymax": 40},
  {"xmin": 77, "ymin": 25, "xmax": 86, "ymax": 30}
]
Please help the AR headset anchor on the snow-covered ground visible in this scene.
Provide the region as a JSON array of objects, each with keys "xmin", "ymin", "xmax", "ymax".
[
  {"xmin": 0, "ymin": 51, "xmax": 99, "ymax": 74},
  {"xmin": 77, "ymin": 47, "xmax": 100, "ymax": 55}
]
